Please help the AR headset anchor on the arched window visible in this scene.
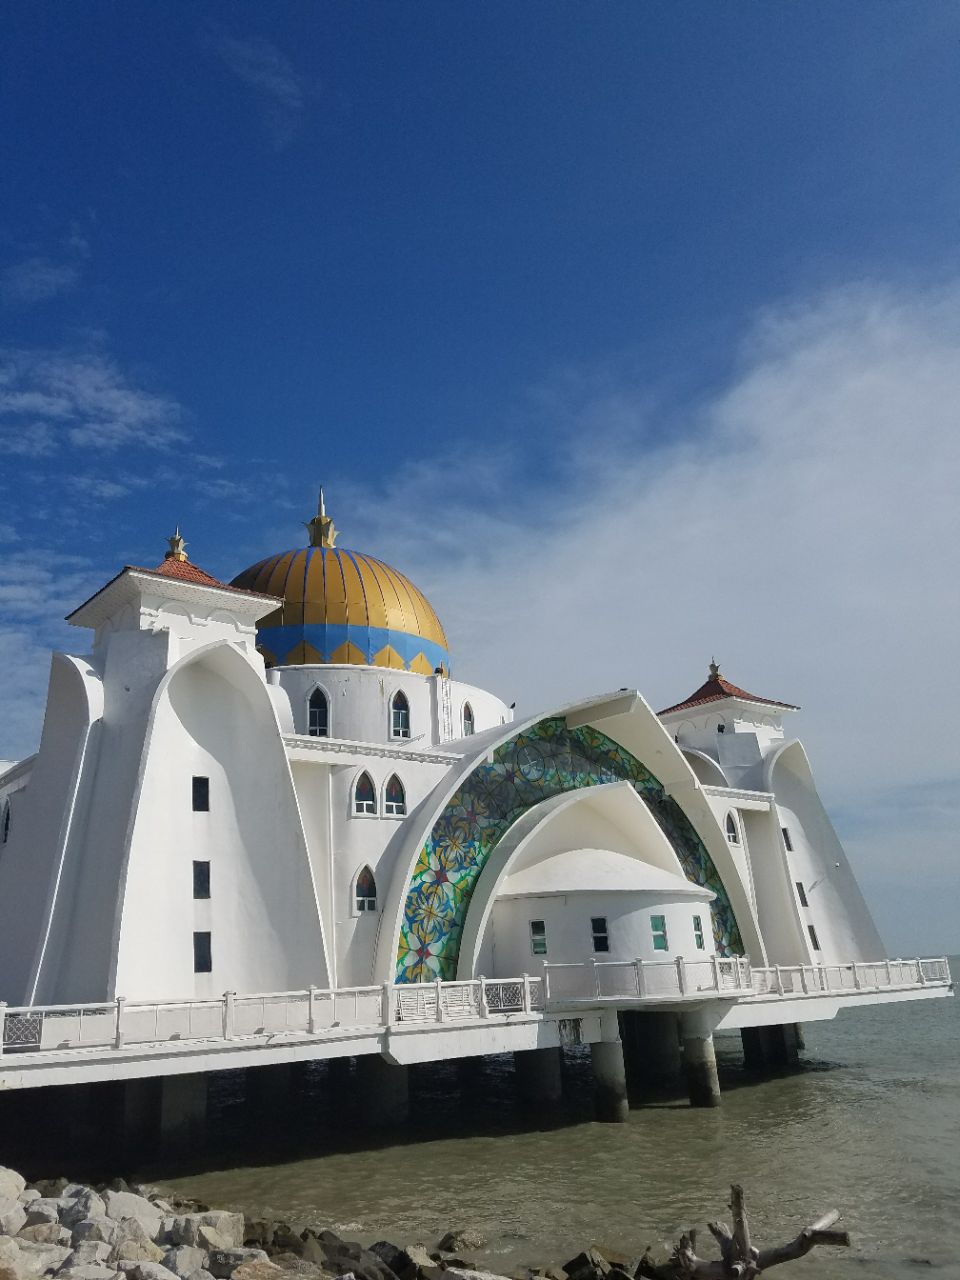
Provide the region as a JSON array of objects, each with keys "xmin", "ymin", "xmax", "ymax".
[
  {"xmin": 0, "ymin": 800, "xmax": 9, "ymax": 845},
  {"xmin": 308, "ymin": 688, "xmax": 329, "ymax": 737},
  {"xmin": 384, "ymin": 774, "xmax": 406, "ymax": 816},
  {"xmin": 462, "ymin": 703, "xmax": 475, "ymax": 736},
  {"xmin": 356, "ymin": 866, "xmax": 377, "ymax": 912},
  {"xmin": 354, "ymin": 772, "xmax": 377, "ymax": 815},
  {"xmin": 726, "ymin": 812, "xmax": 740, "ymax": 844},
  {"xmin": 391, "ymin": 690, "xmax": 410, "ymax": 739},
  {"xmin": 717, "ymin": 723, "xmax": 726, "ymax": 734}
]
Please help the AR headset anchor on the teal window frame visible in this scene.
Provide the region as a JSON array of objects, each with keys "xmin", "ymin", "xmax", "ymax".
[
  {"xmin": 693, "ymin": 914, "xmax": 705, "ymax": 950},
  {"xmin": 651, "ymin": 913, "xmax": 669, "ymax": 952},
  {"xmin": 530, "ymin": 919, "xmax": 547, "ymax": 956}
]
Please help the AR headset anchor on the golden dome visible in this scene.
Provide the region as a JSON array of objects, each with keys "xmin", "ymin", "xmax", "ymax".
[{"xmin": 230, "ymin": 496, "xmax": 449, "ymax": 673}]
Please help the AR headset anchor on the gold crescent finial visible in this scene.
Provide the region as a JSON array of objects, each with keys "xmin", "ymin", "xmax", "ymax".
[
  {"xmin": 165, "ymin": 527, "xmax": 188, "ymax": 562},
  {"xmin": 306, "ymin": 490, "xmax": 338, "ymax": 548}
]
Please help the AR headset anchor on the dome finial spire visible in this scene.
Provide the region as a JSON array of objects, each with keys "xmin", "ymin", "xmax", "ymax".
[
  {"xmin": 165, "ymin": 527, "xmax": 188, "ymax": 562},
  {"xmin": 709, "ymin": 656, "xmax": 720, "ymax": 680},
  {"xmin": 305, "ymin": 489, "xmax": 338, "ymax": 548}
]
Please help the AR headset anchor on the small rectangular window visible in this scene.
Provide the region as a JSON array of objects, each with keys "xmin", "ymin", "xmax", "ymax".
[
  {"xmin": 192, "ymin": 776, "xmax": 210, "ymax": 812},
  {"xmin": 530, "ymin": 919, "xmax": 547, "ymax": 956},
  {"xmin": 808, "ymin": 924, "xmax": 821, "ymax": 951},
  {"xmin": 651, "ymin": 914, "xmax": 669, "ymax": 952},
  {"xmin": 193, "ymin": 861, "xmax": 210, "ymax": 900},
  {"xmin": 693, "ymin": 915, "xmax": 705, "ymax": 950},
  {"xmin": 591, "ymin": 916, "xmax": 609, "ymax": 953},
  {"xmin": 193, "ymin": 931, "xmax": 212, "ymax": 973},
  {"xmin": 781, "ymin": 826, "xmax": 793, "ymax": 851},
  {"xmin": 796, "ymin": 881, "xmax": 808, "ymax": 907}
]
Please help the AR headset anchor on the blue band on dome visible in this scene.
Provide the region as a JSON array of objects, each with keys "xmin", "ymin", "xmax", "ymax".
[{"xmin": 258, "ymin": 623, "xmax": 450, "ymax": 672}]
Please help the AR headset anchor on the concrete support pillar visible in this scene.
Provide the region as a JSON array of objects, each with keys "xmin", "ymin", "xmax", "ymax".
[
  {"xmin": 681, "ymin": 1014, "xmax": 721, "ymax": 1108},
  {"xmin": 514, "ymin": 1047, "xmax": 563, "ymax": 1108},
  {"xmin": 246, "ymin": 1062, "xmax": 294, "ymax": 1114},
  {"xmin": 620, "ymin": 1011, "xmax": 682, "ymax": 1089},
  {"xmin": 356, "ymin": 1055, "xmax": 410, "ymax": 1127},
  {"xmin": 159, "ymin": 1073, "xmax": 208, "ymax": 1154},
  {"xmin": 760, "ymin": 1023, "xmax": 801, "ymax": 1067},
  {"xmin": 590, "ymin": 1040, "xmax": 629, "ymax": 1123},
  {"xmin": 121, "ymin": 1078, "xmax": 160, "ymax": 1154}
]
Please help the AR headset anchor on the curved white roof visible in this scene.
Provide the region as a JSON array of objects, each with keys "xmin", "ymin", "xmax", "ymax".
[{"xmin": 499, "ymin": 847, "xmax": 715, "ymax": 901}]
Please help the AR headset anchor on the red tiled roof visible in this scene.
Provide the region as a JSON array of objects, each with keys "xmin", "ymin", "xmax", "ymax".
[
  {"xmin": 659, "ymin": 670, "xmax": 799, "ymax": 716},
  {"xmin": 125, "ymin": 559, "xmax": 278, "ymax": 597}
]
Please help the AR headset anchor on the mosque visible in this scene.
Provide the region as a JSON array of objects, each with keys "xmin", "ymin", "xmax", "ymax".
[{"xmin": 0, "ymin": 494, "xmax": 950, "ymax": 1125}]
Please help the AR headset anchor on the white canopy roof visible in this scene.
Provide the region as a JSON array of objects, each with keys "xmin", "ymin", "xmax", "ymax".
[{"xmin": 498, "ymin": 847, "xmax": 715, "ymax": 901}]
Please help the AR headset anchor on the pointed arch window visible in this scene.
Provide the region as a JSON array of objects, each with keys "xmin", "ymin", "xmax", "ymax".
[
  {"xmin": 391, "ymin": 690, "xmax": 410, "ymax": 739},
  {"xmin": 355, "ymin": 772, "xmax": 377, "ymax": 815},
  {"xmin": 385, "ymin": 774, "xmax": 406, "ymax": 816},
  {"xmin": 462, "ymin": 702, "xmax": 475, "ymax": 736},
  {"xmin": 726, "ymin": 812, "xmax": 740, "ymax": 844},
  {"xmin": 308, "ymin": 688, "xmax": 329, "ymax": 737},
  {"xmin": 356, "ymin": 866, "xmax": 377, "ymax": 912}
]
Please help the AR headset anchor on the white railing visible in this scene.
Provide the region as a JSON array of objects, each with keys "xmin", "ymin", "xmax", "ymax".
[
  {"xmin": 0, "ymin": 958, "xmax": 948, "ymax": 1060},
  {"xmin": 542, "ymin": 955, "xmax": 754, "ymax": 1004},
  {"xmin": 749, "ymin": 957, "xmax": 953, "ymax": 996}
]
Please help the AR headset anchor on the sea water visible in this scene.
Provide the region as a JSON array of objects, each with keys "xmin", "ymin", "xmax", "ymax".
[{"xmin": 161, "ymin": 967, "xmax": 960, "ymax": 1279}]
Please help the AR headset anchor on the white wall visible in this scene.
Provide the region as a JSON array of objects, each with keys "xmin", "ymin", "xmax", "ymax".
[{"xmin": 490, "ymin": 890, "xmax": 715, "ymax": 977}]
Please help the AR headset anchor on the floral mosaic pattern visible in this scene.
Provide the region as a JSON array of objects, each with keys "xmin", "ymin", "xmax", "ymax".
[{"xmin": 396, "ymin": 716, "xmax": 744, "ymax": 982}]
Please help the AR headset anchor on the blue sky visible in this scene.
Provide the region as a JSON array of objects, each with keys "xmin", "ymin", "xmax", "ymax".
[{"xmin": 1, "ymin": 2, "xmax": 958, "ymax": 951}]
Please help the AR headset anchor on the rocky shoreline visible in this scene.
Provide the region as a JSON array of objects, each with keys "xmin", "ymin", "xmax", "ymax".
[{"xmin": 0, "ymin": 1167, "xmax": 658, "ymax": 1280}]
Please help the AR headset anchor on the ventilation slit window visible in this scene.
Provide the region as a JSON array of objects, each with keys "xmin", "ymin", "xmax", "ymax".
[
  {"xmin": 808, "ymin": 924, "xmax": 821, "ymax": 951},
  {"xmin": 796, "ymin": 881, "xmax": 809, "ymax": 907},
  {"xmin": 193, "ymin": 861, "xmax": 210, "ymax": 900},
  {"xmin": 782, "ymin": 826, "xmax": 794, "ymax": 851},
  {"xmin": 193, "ymin": 931, "xmax": 212, "ymax": 973},
  {"xmin": 192, "ymin": 776, "xmax": 209, "ymax": 812}
]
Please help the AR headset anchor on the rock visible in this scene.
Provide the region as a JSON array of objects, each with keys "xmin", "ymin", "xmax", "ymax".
[
  {"xmin": 265, "ymin": 1230, "xmax": 302, "ymax": 1260},
  {"xmin": 0, "ymin": 1200, "xmax": 27, "ymax": 1238},
  {"xmin": 161, "ymin": 1249, "xmax": 208, "ymax": 1279},
  {"xmin": 101, "ymin": 1200, "xmax": 160, "ymax": 1243},
  {"xmin": 261, "ymin": 1261, "xmax": 323, "ymax": 1279},
  {"xmin": 0, "ymin": 1175, "xmax": 26, "ymax": 1206},
  {"xmin": 60, "ymin": 1245, "xmax": 113, "ymax": 1269},
  {"xmin": 436, "ymin": 1235, "xmax": 486, "ymax": 1257},
  {"xmin": 56, "ymin": 1268, "xmax": 121, "ymax": 1280},
  {"xmin": 14, "ymin": 1241, "xmax": 73, "ymax": 1275},
  {"xmin": 402, "ymin": 1249, "xmax": 433, "ymax": 1272},
  {"xmin": 17, "ymin": 1228, "xmax": 71, "ymax": 1248},
  {"xmin": 117, "ymin": 1264, "xmax": 179, "ymax": 1280},
  {"xmin": 165, "ymin": 1222, "xmax": 243, "ymax": 1254},
  {"xmin": 561, "ymin": 1253, "xmax": 609, "ymax": 1280},
  {"xmin": 18, "ymin": 1198, "xmax": 40, "ymax": 1210},
  {"xmin": 184, "ymin": 1272, "xmax": 216, "ymax": 1280},
  {"xmin": 230, "ymin": 1265, "xmax": 283, "ymax": 1280},
  {"xmin": 442, "ymin": 1270, "xmax": 512, "ymax": 1280},
  {"xmin": 147, "ymin": 1212, "xmax": 173, "ymax": 1224},
  {"xmin": 71, "ymin": 1223, "xmax": 118, "ymax": 1248},
  {"xmin": 24, "ymin": 1205, "xmax": 62, "ymax": 1229},
  {"xmin": 367, "ymin": 1246, "xmax": 414, "ymax": 1280},
  {"xmin": 205, "ymin": 1250, "xmax": 269, "ymax": 1280},
  {"xmin": 108, "ymin": 1222, "xmax": 164, "ymax": 1268},
  {"xmin": 62, "ymin": 1199, "xmax": 106, "ymax": 1233}
]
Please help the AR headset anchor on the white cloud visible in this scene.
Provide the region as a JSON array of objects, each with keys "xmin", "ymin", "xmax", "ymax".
[
  {"xmin": 0, "ymin": 257, "xmax": 80, "ymax": 306},
  {"xmin": 213, "ymin": 35, "xmax": 308, "ymax": 149},
  {"xmin": 340, "ymin": 278, "xmax": 960, "ymax": 950},
  {"xmin": 0, "ymin": 347, "xmax": 185, "ymax": 453}
]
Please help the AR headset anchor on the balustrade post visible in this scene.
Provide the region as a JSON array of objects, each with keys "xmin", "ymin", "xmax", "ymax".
[
  {"xmin": 381, "ymin": 981, "xmax": 394, "ymax": 1028},
  {"xmin": 308, "ymin": 985, "xmax": 319, "ymax": 1034},
  {"xmin": 114, "ymin": 997, "xmax": 126, "ymax": 1049},
  {"xmin": 852, "ymin": 964, "xmax": 862, "ymax": 991},
  {"xmin": 222, "ymin": 991, "xmax": 236, "ymax": 1039},
  {"xmin": 522, "ymin": 973, "xmax": 532, "ymax": 1013},
  {"xmin": 543, "ymin": 964, "xmax": 551, "ymax": 1003},
  {"xmin": 774, "ymin": 965, "xmax": 784, "ymax": 995},
  {"xmin": 885, "ymin": 959, "xmax": 893, "ymax": 987},
  {"xmin": 479, "ymin": 976, "xmax": 489, "ymax": 1018},
  {"xmin": 634, "ymin": 958, "xmax": 645, "ymax": 999},
  {"xmin": 591, "ymin": 956, "xmax": 601, "ymax": 998},
  {"xmin": 676, "ymin": 955, "xmax": 687, "ymax": 996},
  {"xmin": 917, "ymin": 958, "xmax": 927, "ymax": 985},
  {"xmin": 435, "ymin": 978, "xmax": 445, "ymax": 1022},
  {"xmin": 0, "ymin": 1002, "xmax": 7, "ymax": 1056},
  {"xmin": 800, "ymin": 966, "xmax": 809, "ymax": 995},
  {"xmin": 711, "ymin": 954, "xmax": 722, "ymax": 991}
]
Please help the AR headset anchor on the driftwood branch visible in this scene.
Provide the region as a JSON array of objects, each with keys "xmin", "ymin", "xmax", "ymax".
[{"xmin": 638, "ymin": 1186, "xmax": 851, "ymax": 1278}]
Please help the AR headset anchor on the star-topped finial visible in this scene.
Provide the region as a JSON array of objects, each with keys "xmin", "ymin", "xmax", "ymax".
[
  {"xmin": 305, "ymin": 489, "xmax": 338, "ymax": 548},
  {"xmin": 165, "ymin": 527, "xmax": 188, "ymax": 562},
  {"xmin": 708, "ymin": 656, "xmax": 720, "ymax": 680}
]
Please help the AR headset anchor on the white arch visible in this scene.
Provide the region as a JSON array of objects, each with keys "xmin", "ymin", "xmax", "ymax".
[
  {"xmin": 353, "ymin": 768, "xmax": 378, "ymax": 816},
  {"xmin": 725, "ymin": 810, "xmax": 741, "ymax": 844},
  {"xmin": 382, "ymin": 772, "xmax": 406, "ymax": 816},
  {"xmin": 351, "ymin": 863, "xmax": 379, "ymax": 916},
  {"xmin": 306, "ymin": 681, "xmax": 332, "ymax": 737},
  {"xmin": 389, "ymin": 688, "xmax": 411, "ymax": 740},
  {"xmin": 682, "ymin": 748, "xmax": 728, "ymax": 787}
]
